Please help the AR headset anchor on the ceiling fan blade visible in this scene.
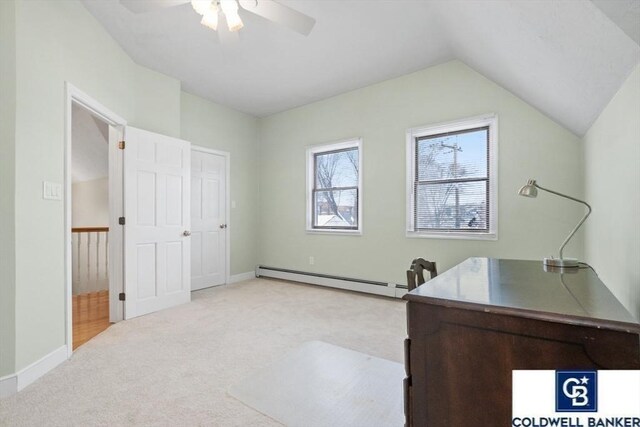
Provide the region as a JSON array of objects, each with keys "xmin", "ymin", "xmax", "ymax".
[
  {"xmin": 238, "ymin": 0, "xmax": 316, "ymax": 36},
  {"xmin": 119, "ymin": 0, "xmax": 189, "ymax": 14}
]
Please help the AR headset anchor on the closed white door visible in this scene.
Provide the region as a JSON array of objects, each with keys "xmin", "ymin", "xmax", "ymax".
[
  {"xmin": 123, "ymin": 127, "xmax": 191, "ymax": 319},
  {"xmin": 191, "ymin": 149, "xmax": 227, "ymax": 290}
]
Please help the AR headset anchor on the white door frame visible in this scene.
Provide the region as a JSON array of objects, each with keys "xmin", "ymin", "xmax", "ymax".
[
  {"xmin": 191, "ymin": 145, "xmax": 231, "ymax": 285},
  {"xmin": 64, "ymin": 82, "xmax": 126, "ymax": 358}
]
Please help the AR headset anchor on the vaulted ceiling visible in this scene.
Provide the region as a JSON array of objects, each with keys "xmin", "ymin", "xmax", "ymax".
[
  {"xmin": 72, "ymin": 103, "xmax": 109, "ymax": 183},
  {"xmin": 82, "ymin": 0, "xmax": 640, "ymax": 136}
]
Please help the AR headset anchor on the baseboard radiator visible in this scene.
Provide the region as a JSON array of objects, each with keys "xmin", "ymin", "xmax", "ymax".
[{"xmin": 255, "ymin": 266, "xmax": 408, "ymax": 299}]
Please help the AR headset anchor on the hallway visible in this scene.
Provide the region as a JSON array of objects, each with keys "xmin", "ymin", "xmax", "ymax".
[{"xmin": 73, "ymin": 290, "xmax": 110, "ymax": 350}]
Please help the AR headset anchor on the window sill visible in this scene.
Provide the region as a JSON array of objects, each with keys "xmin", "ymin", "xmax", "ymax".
[
  {"xmin": 306, "ymin": 228, "xmax": 362, "ymax": 236},
  {"xmin": 406, "ymin": 231, "xmax": 497, "ymax": 241}
]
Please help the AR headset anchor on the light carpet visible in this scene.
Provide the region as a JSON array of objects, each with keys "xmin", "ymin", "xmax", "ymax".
[
  {"xmin": 229, "ymin": 341, "xmax": 404, "ymax": 427},
  {"xmin": 0, "ymin": 278, "xmax": 406, "ymax": 426}
]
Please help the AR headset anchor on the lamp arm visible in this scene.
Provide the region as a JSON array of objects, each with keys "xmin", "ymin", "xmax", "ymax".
[{"xmin": 534, "ymin": 183, "xmax": 592, "ymax": 260}]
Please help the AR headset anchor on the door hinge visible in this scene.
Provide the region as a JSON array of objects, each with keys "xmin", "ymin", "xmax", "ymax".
[
  {"xmin": 118, "ymin": 292, "xmax": 126, "ymax": 301},
  {"xmin": 118, "ymin": 217, "xmax": 125, "ymax": 225},
  {"xmin": 118, "ymin": 141, "xmax": 125, "ymax": 150}
]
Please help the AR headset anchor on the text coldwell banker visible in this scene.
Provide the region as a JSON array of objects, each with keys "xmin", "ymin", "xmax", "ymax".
[{"xmin": 511, "ymin": 417, "xmax": 640, "ymax": 427}]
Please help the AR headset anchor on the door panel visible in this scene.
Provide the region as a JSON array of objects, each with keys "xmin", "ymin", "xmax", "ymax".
[
  {"xmin": 124, "ymin": 126, "xmax": 191, "ymax": 319},
  {"xmin": 191, "ymin": 150, "xmax": 226, "ymax": 290},
  {"xmin": 203, "ymin": 231, "xmax": 221, "ymax": 276},
  {"xmin": 137, "ymin": 244, "xmax": 157, "ymax": 299},
  {"xmin": 166, "ymin": 242, "xmax": 184, "ymax": 293},
  {"xmin": 108, "ymin": 126, "xmax": 124, "ymax": 323},
  {"xmin": 166, "ymin": 175, "xmax": 184, "ymax": 225},
  {"xmin": 191, "ymin": 232, "xmax": 203, "ymax": 278},
  {"xmin": 136, "ymin": 172, "xmax": 156, "ymax": 225}
]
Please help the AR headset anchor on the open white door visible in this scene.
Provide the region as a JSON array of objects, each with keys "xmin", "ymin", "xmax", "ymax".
[
  {"xmin": 108, "ymin": 125, "xmax": 124, "ymax": 323},
  {"xmin": 123, "ymin": 127, "xmax": 191, "ymax": 319}
]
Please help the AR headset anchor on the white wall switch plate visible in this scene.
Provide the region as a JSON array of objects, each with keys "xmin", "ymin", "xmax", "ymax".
[{"xmin": 43, "ymin": 181, "xmax": 62, "ymax": 200}]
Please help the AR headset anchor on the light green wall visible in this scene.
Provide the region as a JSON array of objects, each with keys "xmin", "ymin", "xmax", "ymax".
[
  {"xmin": 8, "ymin": 0, "xmax": 249, "ymax": 372},
  {"xmin": 5, "ymin": 0, "xmax": 259, "ymax": 374},
  {"xmin": 584, "ymin": 64, "xmax": 640, "ymax": 320},
  {"xmin": 134, "ymin": 67, "xmax": 182, "ymax": 139},
  {"xmin": 0, "ymin": 0, "xmax": 17, "ymax": 377},
  {"xmin": 258, "ymin": 60, "xmax": 584, "ymax": 284},
  {"xmin": 180, "ymin": 92, "xmax": 260, "ymax": 275},
  {"xmin": 13, "ymin": 0, "xmax": 141, "ymax": 371}
]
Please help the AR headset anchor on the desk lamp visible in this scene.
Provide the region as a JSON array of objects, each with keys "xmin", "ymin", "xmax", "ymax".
[{"xmin": 518, "ymin": 179, "xmax": 591, "ymax": 268}]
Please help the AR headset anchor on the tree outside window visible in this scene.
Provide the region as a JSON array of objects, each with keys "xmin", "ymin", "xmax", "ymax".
[
  {"xmin": 407, "ymin": 115, "xmax": 497, "ymax": 240},
  {"xmin": 307, "ymin": 139, "xmax": 362, "ymax": 233}
]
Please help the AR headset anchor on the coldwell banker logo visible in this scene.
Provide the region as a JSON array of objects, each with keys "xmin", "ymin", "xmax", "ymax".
[
  {"xmin": 512, "ymin": 370, "xmax": 640, "ymax": 427},
  {"xmin": 556, "ymin": 371, "xmax": 597, "ymax": 412}
]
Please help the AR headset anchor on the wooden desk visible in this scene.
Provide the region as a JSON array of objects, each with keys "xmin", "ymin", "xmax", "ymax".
[{"xmin": 403, "ymin": 257, "xmax": 640, "ymax": 427}]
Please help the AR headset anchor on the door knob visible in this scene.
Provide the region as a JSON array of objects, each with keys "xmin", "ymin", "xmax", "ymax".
[
  {"xmin": 219, "ymin": 224, "xmax": 227, "ymax": 229},
  {"xmin": 183, "ymin": 230, "xmax": 191, "ymax": 236}
]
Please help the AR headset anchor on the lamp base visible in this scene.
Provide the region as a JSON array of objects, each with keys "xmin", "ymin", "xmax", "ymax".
[{"xmin": 543, "ymin": 257, "xmax": 579, "ymax": 268}]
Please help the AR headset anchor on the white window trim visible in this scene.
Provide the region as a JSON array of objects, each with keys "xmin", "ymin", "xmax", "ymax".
[
  {"xmin": 306, "ymin": 138, "xmax": 363, "ymax": 235},
  {"xmin": 406, "ymin": 114, "xmax": 498, "ymax": 240}
]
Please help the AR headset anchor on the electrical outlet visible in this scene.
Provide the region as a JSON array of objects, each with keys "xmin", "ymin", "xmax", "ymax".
[{"xmin": 309, "ymin": 256, "xmax": 315, "ymax": 265}]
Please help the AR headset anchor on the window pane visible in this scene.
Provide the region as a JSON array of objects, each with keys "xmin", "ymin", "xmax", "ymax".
[
  {"xmin": 314, "ymin": 189, "xmax": 358, "ymax": 228},
  {"xmin": 417, "ymin": 128, "xmax": 488, "ymax": 182},
  {"xmin": 315, "ymin": 148, "xmax": 358, "ymax": 189},
  {"xmin": 416, "ymin": 181, "xmax": 487, "ymax": 230}
]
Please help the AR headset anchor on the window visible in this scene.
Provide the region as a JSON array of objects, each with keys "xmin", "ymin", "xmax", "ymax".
[
  {"xmin": 406, "ymin": 115, "xmax": 497, "ymax": 239},
  {"xmin": 307, "ymin": 139, "xmax": 362, "ymax": 233}
]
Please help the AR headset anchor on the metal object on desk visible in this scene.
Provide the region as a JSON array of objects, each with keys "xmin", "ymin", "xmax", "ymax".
[{"xmin": 518, "ymin": 179, "xmax": 591, "ymax": 268}]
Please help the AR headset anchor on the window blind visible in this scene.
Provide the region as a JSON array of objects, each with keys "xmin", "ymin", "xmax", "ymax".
[{"xmin": 414, "ymin": 126, "xmax": 490, "ymax": 232}]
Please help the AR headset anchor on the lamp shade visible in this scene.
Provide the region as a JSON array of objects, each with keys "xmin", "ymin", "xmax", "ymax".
[
  {"xmin": 225, "ymin": 12, "xmax": 244, "ymax": 32},
  {"xmin": 518, "ymin": 179, "xmax": 538, "ymax": 198},
  {"xmin": 191, "ymin": 0, "xmax": 211, "ymax": 15},
  {"xmin": 220, "ymin": 0, "xmax": 244, "ymax": 32},
  {"xmin": 201, "ymin": 5, "xmax": 219, "ymax": 30}
]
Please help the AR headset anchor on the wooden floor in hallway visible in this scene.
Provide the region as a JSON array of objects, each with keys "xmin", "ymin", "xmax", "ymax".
[{"xmin": 73, "ymin": 290, "xmax": 111, "ymax": 350}]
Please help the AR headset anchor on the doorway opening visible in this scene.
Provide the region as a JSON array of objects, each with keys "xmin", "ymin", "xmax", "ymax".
[
  {"xmin": 70, "ymin": 103, "xmax": 111, "ymax": 349},
  {"xmin": 65, "ymin": 83, "xmax": 126, "ymax": 355},
  {"xmin": 64, "ymin": 85, "xmax": 221, "ymax": 355}
]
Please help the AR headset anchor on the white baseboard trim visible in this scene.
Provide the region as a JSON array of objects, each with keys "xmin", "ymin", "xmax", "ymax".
[
  {"xmin": 0, "ymin": 345, "xmax": 68, "ymax": 398},
  {"xmin": 256, "ymin": 266, "xmax": 407, "ymax": 299},
  {"xmin": 227, "ymin": 271, "xmax": 256, "ymax": 284},
  {"xmin": 0, "ymin": 373, "xmax": 17, "ymax": 399}
]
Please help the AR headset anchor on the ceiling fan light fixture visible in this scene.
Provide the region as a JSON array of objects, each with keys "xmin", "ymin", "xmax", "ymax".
[
  {"xmin": 220, "ymin": 0, "xmax": 244, "ymax": 32},
  {"xmin": 201, "ymin": 6, "xmax": 219, "ymax": 31},
  {"xmin": 191, "ymin": 0, "xmax": 211, "ymax": 16},
  {"xmin": 225, "ymin": 13, "xmax": 244, "ymax": 32}
]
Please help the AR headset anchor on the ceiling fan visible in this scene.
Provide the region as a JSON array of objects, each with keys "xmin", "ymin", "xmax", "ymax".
[{"xmin": 119, "ymin": 0, "xmax": 316, "ymax": 36}]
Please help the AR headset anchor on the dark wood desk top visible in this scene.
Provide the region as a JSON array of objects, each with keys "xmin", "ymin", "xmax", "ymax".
[{"xmin": 404, "ymin": 257, "xmax": 640, "ymax": 333}]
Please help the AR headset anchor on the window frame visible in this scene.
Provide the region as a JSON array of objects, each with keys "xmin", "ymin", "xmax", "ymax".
[
  {"xmin": 306, "ymin": 138, "xmax": 363, "ymax": 235},
  {"xmin": 406, "ymin": 114, "xmax": 498, "ymax": 240}
]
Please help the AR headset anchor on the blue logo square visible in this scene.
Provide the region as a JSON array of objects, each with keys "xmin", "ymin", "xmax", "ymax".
[{"xmin": 556, "ymin": 370, "xmax": 597, "ymax": 412}]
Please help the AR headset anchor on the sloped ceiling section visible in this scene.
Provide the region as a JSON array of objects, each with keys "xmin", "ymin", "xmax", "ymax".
[
  {"xmin": 72, "ymin": 103, "xmax": 109, "ymax": 183},
  {"xmin": 82, "ymin": 0, "xmax": 640, "ymax": 136},
  {"xmin": 431, "ymin": 0, "xmax": 640, "ymax": 136},
  {"xmin": 591, "ymin": 0, "xmax": 640, "ymax": 45}
]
